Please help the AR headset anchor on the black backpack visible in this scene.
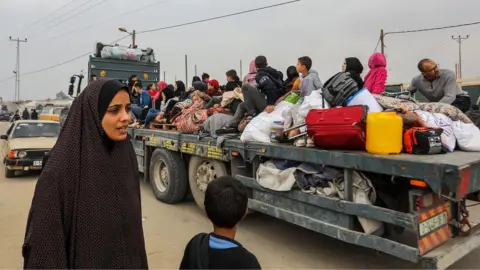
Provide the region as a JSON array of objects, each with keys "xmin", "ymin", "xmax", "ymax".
[{"xmin": 322, "ymin": 72, "xmax": 359, "ymax": 107}]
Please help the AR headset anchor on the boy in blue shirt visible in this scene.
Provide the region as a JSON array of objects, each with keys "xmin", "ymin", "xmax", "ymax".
[{"xmin": 180, "ymin": 176, "xmax": 261, "ymax": 269}]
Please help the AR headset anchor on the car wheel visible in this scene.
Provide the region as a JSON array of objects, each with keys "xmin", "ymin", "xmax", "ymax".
[{"xmin": 5, "ymin": 166, "xmax": 15, "ymax": 178}]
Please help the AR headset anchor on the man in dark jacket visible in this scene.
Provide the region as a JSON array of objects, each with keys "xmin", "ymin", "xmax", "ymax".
[
  {"xmin": 22, "ymin": 108, "xmax": 30, "ymax": 120},
  {"xmin": 254, "ymin": 56, "xmax": 284, "ymax": 113}
]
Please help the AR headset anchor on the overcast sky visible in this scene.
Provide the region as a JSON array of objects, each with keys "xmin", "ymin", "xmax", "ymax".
[{"xmin": 0, "ymin": 0, "xmax": 479, "ymax": 100}]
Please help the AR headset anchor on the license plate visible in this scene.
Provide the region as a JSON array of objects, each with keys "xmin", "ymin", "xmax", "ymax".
[
  {"xmin": 33, "ymin": 161, "xmax": 42, "ymax": 167},
  {"xmin": 417, "ymin": 203, "xmax": 452, "ymax": 255},
  {"xmin": 419, "ymin": 212, "xmax": 448, "ymax": 237}
]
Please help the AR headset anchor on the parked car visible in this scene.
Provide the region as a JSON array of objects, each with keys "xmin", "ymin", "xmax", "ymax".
[
  {"xmin": 0, "ymin": 111, "xmax": 11, "ymax": 121},
  {"xmin": 1, "ymin": 120, "xmax": 60, "ymax": 178}
]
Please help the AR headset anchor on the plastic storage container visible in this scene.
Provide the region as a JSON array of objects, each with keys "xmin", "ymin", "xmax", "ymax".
[{"xmin": 366, "ymin": 112, "xmax": 403, "ymax": 155}]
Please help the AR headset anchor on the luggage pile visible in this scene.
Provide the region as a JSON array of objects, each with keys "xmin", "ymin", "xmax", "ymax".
[{"xmin": 94, "ymin": 42, "xmax": 156, "ymax": 63}]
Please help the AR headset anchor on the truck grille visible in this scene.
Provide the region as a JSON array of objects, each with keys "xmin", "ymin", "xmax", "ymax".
[{"xmin": 25, "ymin": 150, "xmax": 49, "ymax": 159}]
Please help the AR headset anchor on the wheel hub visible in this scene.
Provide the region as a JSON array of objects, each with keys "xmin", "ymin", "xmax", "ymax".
[
  {"xmin": 154, "ymin": 160, "xmax": 169, "ymax": 192},
  {"xmin": 196, "ymin": 161, "xmax": 217, "ymax": 193}
]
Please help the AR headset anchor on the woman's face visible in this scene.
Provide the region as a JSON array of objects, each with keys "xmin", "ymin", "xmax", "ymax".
[
  {"xmin": 101, "ymin": 90, "xmax": 131, "ymax": 141},
  {"xmin": 342, "ymin": 61, "xmax": 347, "ymax": 72}
]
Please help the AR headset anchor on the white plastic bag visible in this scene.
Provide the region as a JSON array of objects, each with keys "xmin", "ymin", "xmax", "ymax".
[
  {"xmin": 240, "ymin": 102, "xmax": 293, "ymax": 143},
  {"xmin": 415, "ymin": 110, "xmax": 456, "ymax": 152},
  {"xmin": 298, "ymin": 90, "xmax": 330, "ymax": 120},
  {"xmin": 452, "ymin": 121, "xmax": 480, "ymax": 151},
  {"xmin": 345, "ymin": 88, "xmax": 383, "ymax": 114},
  {"xmin": 256, "ymin": 161, "xmax": 297, "ymax": 191}
]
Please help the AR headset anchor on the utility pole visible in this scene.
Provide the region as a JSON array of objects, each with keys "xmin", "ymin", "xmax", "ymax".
[
  {"xmin": 452, "ymin": 35, "xmax": 469, "ymax": 79},
  {"xmin": 195, "ymin": 65, "xmax": 197, "ymax": 76},
  {"xmin": 240, "ymin": 60, "xmax": 243, "ymax": 78},
  {"xmin": 185, "ymin": 55, "xmax": 188, "ymax": 88},
  {"xmin": 9, "ymin": 37, "xmax": 27, "ymax": 101},
  {"xmin": 380, "ymin": 29, "xmax": 385, "ymax": 55}
]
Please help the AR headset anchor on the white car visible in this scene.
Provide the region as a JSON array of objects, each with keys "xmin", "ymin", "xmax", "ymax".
[{"xmin": 1, "ymin": 120, "xmax": 60, "ymax": 178}]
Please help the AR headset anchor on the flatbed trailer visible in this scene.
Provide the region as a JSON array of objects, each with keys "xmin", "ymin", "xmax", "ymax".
[{"xmin": 128, "ymin": 127, "xmax": 480, "ymax": 269}]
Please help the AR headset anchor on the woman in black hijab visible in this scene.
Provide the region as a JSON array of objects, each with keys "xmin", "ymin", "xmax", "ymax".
[
  {"xmin": 283, "ymin": 66, "xmax": 299, "ymax": 91},
  {"xmin": 342, "ymin": 57, "xmax": 365, "ymax": 89},
  {"xmin": 23, "ymin": 79, "xmax": 148, "ymax": 269}
]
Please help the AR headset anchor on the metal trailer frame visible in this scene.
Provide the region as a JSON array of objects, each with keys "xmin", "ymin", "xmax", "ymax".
[{"xmin": 128, "ymin": 128, "xmax": 480, "ymax": 269}]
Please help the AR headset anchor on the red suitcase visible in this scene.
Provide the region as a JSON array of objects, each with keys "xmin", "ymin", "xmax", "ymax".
[{"xmin": 306, "ymin": 105, "xmax": 367, "ymax": 150}]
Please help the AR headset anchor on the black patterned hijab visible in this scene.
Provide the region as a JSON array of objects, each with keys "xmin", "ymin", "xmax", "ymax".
[{"xmin": 22, "ymin": 79, "xmax": 148, "ymax": 269}]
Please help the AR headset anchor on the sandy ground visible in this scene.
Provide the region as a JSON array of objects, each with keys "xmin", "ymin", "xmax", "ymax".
[{"xmin": 1, "ymin": 122, "xmax": 479, "ymax": 269}]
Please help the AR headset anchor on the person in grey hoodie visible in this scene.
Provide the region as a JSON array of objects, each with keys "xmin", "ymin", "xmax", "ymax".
[
  {"xmin": 296, "ymin": 56, "xmax": 323, "ymax": 103},
  {"xmin": 291, "ymin": 56, "xmax": 323, "ymax": 148}
]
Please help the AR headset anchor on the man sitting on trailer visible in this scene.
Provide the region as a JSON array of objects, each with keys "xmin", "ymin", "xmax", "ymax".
[
  {"xmin": 180, "ymin": 177, "xmax": 261, "ymax": 270},
  {"xmin": 407, "ymin": 59, "xmax": 471, "ymax": 112}
]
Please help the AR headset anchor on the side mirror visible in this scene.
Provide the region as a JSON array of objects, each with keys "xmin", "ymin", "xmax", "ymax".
[
  {"xmin": 0, "ymin": 135, "xmax": 8, "ymax": 140},
  {"xmin": 68, "ymin": 85, "xmax": 74, "ymax": 96},
  {"xmin": 70, "ymin": 76, "xmax": 76, "ymax": 84}
]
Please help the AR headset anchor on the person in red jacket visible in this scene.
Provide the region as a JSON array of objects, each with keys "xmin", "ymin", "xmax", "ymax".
[{"xmin": 364, "ymin": 53, "xmax": 387, "ymax": 94}]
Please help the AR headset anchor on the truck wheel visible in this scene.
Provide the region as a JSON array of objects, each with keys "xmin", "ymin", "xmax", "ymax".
[
  {"xmin": 5, "ymin": 166, "xmax": 15, "ymax": 178},
  {"xmin": 188, "ymin": 156, "xmax": 228, "ymax": 210},
  {"xmin": 149, "ymin": 148, "xmax": 188, "ymax": 204}
]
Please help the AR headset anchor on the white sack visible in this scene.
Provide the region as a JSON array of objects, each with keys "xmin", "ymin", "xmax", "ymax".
[
  {"xmin": 452, "ymin": 121, "xmax": 480, "ymax": 152},
  {"xmin": 415, "ymin": 110, "xmax": 456, "ymax": 152}
]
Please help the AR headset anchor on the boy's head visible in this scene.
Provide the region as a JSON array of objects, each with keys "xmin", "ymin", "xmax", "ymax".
[
  {"xmin": 297, "ymin": 56, "xmax": 312, "ymax": 75},
  {"xmin": 202, "ymin": 73, "xmax": 210, "ymax": 82},
  {"xmin": 255, "ymin": 55, "xmax": 268, "ymax": 71},
  {"xmin": 204, "ymin": 176, "xmax": 248, "ymax": 229}
]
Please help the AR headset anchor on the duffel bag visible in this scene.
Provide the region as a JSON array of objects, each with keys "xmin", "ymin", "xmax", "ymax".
[
  {"xmin": 322, "ymin": 72, "xmax": 359, "ymax": 107},
  {"xmin": 404, "ymin": 127, "xmax": 443, "ymax": 155},
  {"xmin": 306, "ymin": 105, "xmax": 367, "ymax": 150}
]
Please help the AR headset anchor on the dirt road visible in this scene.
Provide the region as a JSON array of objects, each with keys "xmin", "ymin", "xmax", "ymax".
[{"xmin": 0, "ymin": 122, "xmax": 479, "ymax": 269}]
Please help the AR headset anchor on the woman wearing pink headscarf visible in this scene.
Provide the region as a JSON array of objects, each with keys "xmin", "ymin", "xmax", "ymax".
[
  {"xmin": 242, "ymin": 60, "xmax": 258, "ymax": 87},
  {"xmin": 151, "ymin": 81, "xmax": 168, "ymax": 108},
  {"xmin": 364, "ymin": 53, "xmax": 387, "ymax": 94}
]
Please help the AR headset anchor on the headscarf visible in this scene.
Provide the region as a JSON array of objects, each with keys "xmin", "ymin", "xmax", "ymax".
[
  {"xmin": 364, "ymin": 53, "xmax": 387, "ymax": 94},
  {"xmin": 22, "ymin": 79, "xmax": 148, "ymax": 269},
  {"xmin": 193, "ymin": 81, "xmax": 207, "ymax": 93},
  {"xmin": 164, "ymin": 84, "xmax": 175, "ymax": 101},
  {"xmin": 157, "ymin": 81, "xmax": 168, "ymax": 93},
  {"xmin": 284, "ymin": 66, "xmax": 299, "ymax": 90},
  {"xmin": 345, "ymin": 57, "xmax": 365, "ymax": 89},
  {"xmin": 192, "ymin": 76, "xmax": 201, "ymax": 85},
  {"xmin": 243, "ymin": 60, "xmax": 257, "ymax": 87}
]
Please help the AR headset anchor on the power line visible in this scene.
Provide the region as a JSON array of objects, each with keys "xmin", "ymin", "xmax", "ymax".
[
  {"xmin": 42, "ymin": 0, "xmax": 108, "ymax": 32},
  {"xmin": 28, "ymin": 0, "xmax": 79, "ymax": 27},
  {"xmin": 138, "ymin": 0, "xmax": 302, "ymax": 34},
  {"xmin": 30, "ymin": 0, "xmax": 96, "ymax": 35},
  {"xmin": 0, "ymin": 76, "xmax": 15, "ymax": 84},
  {"xmin": 385, "ymin": 21, "xmax": 480, "ymax": 36},
  {"xmin": 47, "ymin": 0, "xmax": 169, "ymax": 41},
  {"xmin": 6, "ymin": 0, "xmax": 302, "ymax": 78},
  {"xmin": 373, "ymin": 38, "xmax": 380, "ymax": 53},
  {"xmin": 21, "ymin": 35, "xmax": 129, "ymax": 77}
]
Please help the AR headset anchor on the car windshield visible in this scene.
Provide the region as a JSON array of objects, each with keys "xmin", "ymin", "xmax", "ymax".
[{"xmin": 11, "ymin": 123, "xmax": 61, "ymax": 138}]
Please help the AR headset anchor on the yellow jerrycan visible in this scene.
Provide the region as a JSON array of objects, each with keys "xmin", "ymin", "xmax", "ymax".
[{"xmin": 366, "ymin": 112, "xmax": 403, "ymax": 155}]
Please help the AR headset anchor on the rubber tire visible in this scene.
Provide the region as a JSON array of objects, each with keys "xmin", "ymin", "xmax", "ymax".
[
  {"xmin": 5, "ymin": 167, "xmax": 14, "ymax": 178},
  {"xmin": 149, "ymin": 148, "xmax": 188, "ymax": 204},
  {"xmin": 188, "ymin": 156, "xmax": 228, "ymax": 210}
]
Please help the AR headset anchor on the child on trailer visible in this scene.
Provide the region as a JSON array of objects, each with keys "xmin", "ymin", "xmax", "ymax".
[{"xmin": 180, "ymin": 176, "xmax": 261, "ymax": 269}]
